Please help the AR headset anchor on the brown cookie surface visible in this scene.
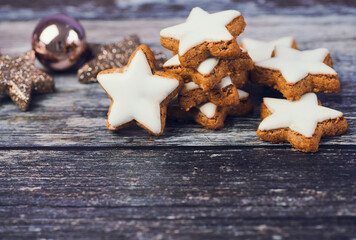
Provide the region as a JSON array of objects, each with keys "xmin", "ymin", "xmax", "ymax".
[
  {"xmin": 178, "ymin": 76, "xmax": 241, "ymax": 111},
  {"xmin": 97, "ymin": 45, "xmax": 183, "ymax": 136},
  {"xmin": 168, "ymin": 89, "xmax": 252, "ymax": 130},
  {"xmin": 251, "ymin": 47, "xmax": 339, "ymax": 100},
  {"xmin": 257, "ymin": 93, "xmax": 347, "ymax": 152},
  {"xmin": 160, "ymin": 7, "xmax": 246, "ymax": 68},
  {"xmin": 163, "ymin": 53, "xmax": 252, "ymax": 91}
]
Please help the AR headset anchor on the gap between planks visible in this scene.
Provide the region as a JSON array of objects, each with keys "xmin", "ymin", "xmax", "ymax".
[{"xmin": 0, "ymin": 144, "xmax": 355, "ymax": 151}]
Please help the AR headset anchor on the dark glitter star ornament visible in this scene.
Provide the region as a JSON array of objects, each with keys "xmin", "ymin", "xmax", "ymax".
[
  {"xmin": 0, "ymin": 51, "xmax": 55, "ymax": 111},
  {"xmin": 78, "ymin": 35, "xmax": 167, "ymax": 84}
]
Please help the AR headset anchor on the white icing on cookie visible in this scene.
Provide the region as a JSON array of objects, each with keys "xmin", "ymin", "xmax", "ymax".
[
  {"xmin": 164, "ymin": 54, "xmax": 219, "ymax": 76},
  {"xmin": 182, "ymin": 76, "xmax": 236, "ymax": 93},
  {"xmin": 182, "ymin": 76, "xmax": 233, "ymax": 93},
  {"xmin": 255, "ymin": 46, "xmax": 337, "ymax": 84},
  {"xmin": 237, "ymin": 89, "xmax": 249, "ymax": 99},
  {"xmin": 216, "ymin": 76, "xmax": 233, "ymax": 89},
  {"xmin": 163, "ymin": 55, "xmax": 180, "ymax": 67},
  {"xmin": 160, "ymin": 7, "xmax": 241, "ymax": 55},
  {"xmin": 97, "ymin": 49, "xmax": 179, "ymax": 134},
  {"xmin": 258, "ymin": 93, "xmax": 343, "ymax": 138},
  {"xmin": 199, "ymin": 102, "xmax": 217, "ymax": 118},
  {"xmin": 197, "ymin": 57, "xmax": 219, "ymax": 75},
  {"xmin": 181, "ymin": 81, "xmax": 199, "ymax": 92},
  {"xmin": 241, "ymin": 37, "xmax": 295, "ymax": 62}
]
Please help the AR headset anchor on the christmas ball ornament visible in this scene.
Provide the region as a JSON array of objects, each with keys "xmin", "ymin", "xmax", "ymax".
[{"xmin": 32, "ymin": 14, "xmax": 87, "ymax": 71}]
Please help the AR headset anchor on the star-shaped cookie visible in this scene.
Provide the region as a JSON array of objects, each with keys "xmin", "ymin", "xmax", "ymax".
[
  {"xmin": 0, "ymin": 51, "xmax": 54, "ymax": 111},
  {"xmin": 160, "ymin": 7, "xmax": 246, "ymax": 68},
  {"xmin": 97, "ymin": 45, "xmax": 183, "ymax": 136},
  {"xmin": 178, "ymin": 76, "xmax": 242, "ymax": 110},
  {"xmin": 163, "ymin": 50, "xmax": 253, "ymax": 91},
  {"xmin": 168, "ymin": 89, "xmax": 253, "ymax": 130},
  {"xmin": 257, "ymin": 93, "xmax": 347, "ymax": 152},
  {"xmin": 240, "ymin": 36, "xmax": 297, "ymax": 62},
  {"xmin": 251, "ymin": 46, "xmax": 340, "ymax": 100}
]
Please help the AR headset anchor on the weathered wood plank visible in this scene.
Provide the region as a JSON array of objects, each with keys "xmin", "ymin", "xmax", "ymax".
[
  {"xmin": 0, "ymin": 212, "xmax": 355, "ymax": 240},
  {"xmin": 1, "ymin": 148, "xmax": 355, "ymax": 211},
  {"xmin": 1, "ymin": 0, "xmax": 356, "ymax": 20},
  {"xmin": 0, "ymin": 148, "xmax": 355, "ymax": 238}
]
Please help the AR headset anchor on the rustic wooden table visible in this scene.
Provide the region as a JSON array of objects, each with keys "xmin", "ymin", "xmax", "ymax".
[{"xmin": 0, "ymin": 14, "xmax": 355, "ymax": 239}]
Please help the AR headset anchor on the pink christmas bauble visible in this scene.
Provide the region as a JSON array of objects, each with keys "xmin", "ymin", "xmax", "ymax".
[{"xmin": 32, "ymin": 14, "xmax": 87, "ymax": 71}]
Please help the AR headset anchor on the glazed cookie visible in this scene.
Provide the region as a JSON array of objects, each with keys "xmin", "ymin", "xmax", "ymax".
[
  {"xmin": 168, "ymin": 89, "xmax": 253, "ymax": 130},
  {"xmin": 178, "ymin": 76, "xmax": 240, "ymax": 110},
  {"xmin": 97, "ymin": 45, "xmax": 183, "ymax": 136},
  {"xmin": 160, "ymin": 7, "xmax": 246, "ymax": 68},
  {"xmin": 226, "ymin": 89, "xmax": 253, "ymax": 117},
  {"xmin": 163, "ymin": 52, "xmax": 252, "ymax": 91},
  {"xmin": 251, "ymin": 46, "xmax": 339, "ymax": 100},
  {"xmin": 240, "ymin": 37, "xmax": 297, "ymax": 62},
  {"xmin": 0, "ymin": 51, "xmax": 54, "ymax": 111},
  {"xmin": 257, "ymin": 93, "xmax": 347, "ymax": 152},
  {"xmin": 193, "ymin": 102, "xmax": 229, "ymax": 130}
]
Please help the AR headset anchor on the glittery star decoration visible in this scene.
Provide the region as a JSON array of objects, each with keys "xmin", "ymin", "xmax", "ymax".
[
  {"xmin": 77, "ymin": 35, "xmax": 167, "ymax": 84},
  {"xmin": 0, "ymin": 51, "xmax": 54, "ymax": 111}
]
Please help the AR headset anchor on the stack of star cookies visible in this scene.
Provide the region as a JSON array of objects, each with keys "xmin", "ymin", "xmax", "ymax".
[
  {"xmin": 93, "ymin": 7, "xmax": 348, "ymax": 152},
  {"xmin": 160, "ymin": 7, "xmax": 254, "ymax": 129}
]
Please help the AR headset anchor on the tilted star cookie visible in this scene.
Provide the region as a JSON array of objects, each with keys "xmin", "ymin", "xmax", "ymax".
[
  {"xmin": 78, "ymin": 35, "xmax": 167, "ymax": 84},
  {"xmin": 163, "ymin": 50, "xmax": 252, "ymax": 91},
  {"xmin": 240, "ymin": 36, "xmax": 297, "ymax": 62},
  {"xmin": 168, "ymin": 89, "xmax": 253, "ymax": 130},
  {"xmin": 178, "ymin": 76, "xmax": 241, "ymax": 111},
  {"xmin": 257, "ymin": 93, "xmax": 347, "ymax": 152},
  {"xmin": 0, "ymin": 51, "xmax": 54, "ymax": 111},
  {"xmin": 251, "ymin": 46, "xmax": 339, "ymax": 100},
  {"xmin": 97, "ymin": 45, "xmax": 183, "ymax": 136},
  {"xmin": 160, "ymin": 7, "xmax": 246, "ymax": 68}
]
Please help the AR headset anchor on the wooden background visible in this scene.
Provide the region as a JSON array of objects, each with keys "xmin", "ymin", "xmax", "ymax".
[
  {"xmin": 1, "ymin": 0, "xmax": 356, "ymax": 20},
  {"xmin": 0, "ymin": 2, "xmax": 356, "ymax": 239}
]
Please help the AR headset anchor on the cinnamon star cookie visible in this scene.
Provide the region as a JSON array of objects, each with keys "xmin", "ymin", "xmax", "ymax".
[
  {"xmin": 251, "ymin": 46, "xmax": 339, "ymax": 100},
  {"xmin": 168, "ymin": 89, "xmax": 253, "ymax": 130},
  {"xmin": 257, "ymin": 93, "xmax": 347, "ymax": 152},
  {"xmin": 160, "ymin": 7, "xmax": 246, "ymax": 68},
  {"xmin": 97, "ymin": 45, "xmax": 183, "ymax": 136}
]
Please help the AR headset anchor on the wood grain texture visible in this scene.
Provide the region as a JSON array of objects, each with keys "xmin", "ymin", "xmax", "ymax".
[
  {"xmin": 0, "ymin": 148, "xmax": 355, "ymax": 239},
  {"xmin": 0, "ymin": 15, "xmax": 356, "ymax": 239}
]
